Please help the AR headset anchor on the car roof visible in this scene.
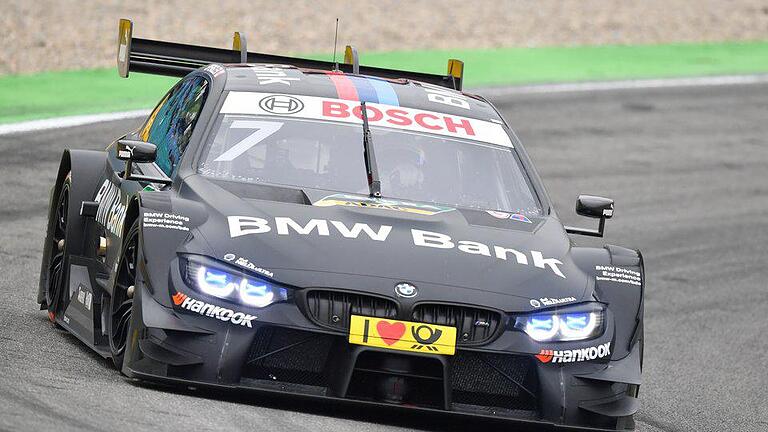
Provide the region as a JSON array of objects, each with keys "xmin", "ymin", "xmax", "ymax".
[{"xmin": 210, "ymin": 63, "xmax": 503, "ymax": 122}]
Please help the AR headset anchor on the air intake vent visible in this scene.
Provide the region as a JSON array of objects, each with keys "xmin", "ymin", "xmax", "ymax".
[
  {"xmin": 412, "ymin": 303, "xmax": 502, "ymax": 346},
  {"xmin": 305, "ymin": 290, "xmax": 397, "ymax": 331}
]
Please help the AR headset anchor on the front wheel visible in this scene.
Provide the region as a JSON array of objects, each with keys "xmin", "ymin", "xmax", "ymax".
[{"xmin": 108, "ymin": 219, "xmax": 139, "ymax": 371}]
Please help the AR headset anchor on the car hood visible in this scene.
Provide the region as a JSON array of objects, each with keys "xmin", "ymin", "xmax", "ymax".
[{"xmin": 180, "ymin": 176, "xmax": 589, "ymax": 304}]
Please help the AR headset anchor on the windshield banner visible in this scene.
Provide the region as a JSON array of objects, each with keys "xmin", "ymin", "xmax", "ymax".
[{"xmin": 220, "ymin": 92, "xmax": 513, "ymax": 148}]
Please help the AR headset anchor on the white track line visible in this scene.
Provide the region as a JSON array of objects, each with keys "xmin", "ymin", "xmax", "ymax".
[
  {"xmin": 476, "ymin": 74, "xmax": 768, "ymax": 97},
  {"xmin": 0, "ymin": 109, "xmax": 151, "ymax": 136},
  {"xmin": 2, "ymin": 74, "xmax": 768, "ymax": 136}
]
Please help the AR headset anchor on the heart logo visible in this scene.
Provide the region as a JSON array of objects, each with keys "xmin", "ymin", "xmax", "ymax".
[{"xmin": 376, "ymin": 321, "xmax": 406, "ymax": 345}]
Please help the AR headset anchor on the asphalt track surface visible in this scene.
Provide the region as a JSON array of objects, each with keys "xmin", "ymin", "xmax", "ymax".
[{"xmin": 1, "ymin": 83, "xmax": 767, "ymax": 432}]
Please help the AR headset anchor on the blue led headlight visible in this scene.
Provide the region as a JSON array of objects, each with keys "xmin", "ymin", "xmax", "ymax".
[
  {"xmin": 183, "ymin": 257, "xmax": 288, "ymax": 308},
  {"xmin": 514, "ymin": 305, "xmax": 604, "ymax": 342}
]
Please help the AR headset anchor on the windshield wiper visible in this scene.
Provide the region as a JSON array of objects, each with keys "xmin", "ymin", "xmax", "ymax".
[{"xmin": 360, "ymin": 101, "xmax": 382, "ymax": 198}]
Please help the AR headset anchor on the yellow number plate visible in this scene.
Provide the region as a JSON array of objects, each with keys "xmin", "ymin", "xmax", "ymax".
[{"xmin": 348, "ymin": 315, "xmax": 457, "ymax": 356}]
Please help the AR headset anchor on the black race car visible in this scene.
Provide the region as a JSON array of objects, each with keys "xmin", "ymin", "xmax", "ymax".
[{"xmin": 38, "ymin": 19, "xmax": 644, "ymax": 430}]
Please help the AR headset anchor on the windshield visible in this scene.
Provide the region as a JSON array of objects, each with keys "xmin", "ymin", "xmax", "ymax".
[{"xmin": 199, "ymin": 115, "xmax": 542, "ymax": 215}]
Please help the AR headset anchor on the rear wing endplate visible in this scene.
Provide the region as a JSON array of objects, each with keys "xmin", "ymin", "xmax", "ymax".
[{"xmin": 117, "ymin": 19, "xmax": 464, "ymax": 91}]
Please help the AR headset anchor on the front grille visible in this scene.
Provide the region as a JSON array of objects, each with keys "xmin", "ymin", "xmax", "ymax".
[
  {"xmin": 241, "ymin": 326, "xmax": 335, "ymax": 389},
  {"xmin": 412, "ymin": 303, "xmax": 502, "ymax": 345},
  {"xmin": 450, "ymin": 351, "xmax": 537, "ymax": 412},
  {"xmin": 305, "ymin": 290, "xmax": 397, "ymax": 331}
]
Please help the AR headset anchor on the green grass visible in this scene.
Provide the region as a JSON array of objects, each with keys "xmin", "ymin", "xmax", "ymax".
[{"xmin": 2, "ymin": 41, "xmax": 768, "ymax": 124}]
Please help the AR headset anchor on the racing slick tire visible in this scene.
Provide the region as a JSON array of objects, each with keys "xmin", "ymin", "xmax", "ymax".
[
  {"xmin": 39, "ymin": 172, "xmax": 74, "ymax": 324},
  {"xmin": 108, "ymin": 219, "xmax": 140, "ymax": 370}
]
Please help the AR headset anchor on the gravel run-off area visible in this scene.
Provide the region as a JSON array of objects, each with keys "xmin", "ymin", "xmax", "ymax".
[{"xmin": 2, "ymin": 0, "xmax": 768, "ymax": 74}]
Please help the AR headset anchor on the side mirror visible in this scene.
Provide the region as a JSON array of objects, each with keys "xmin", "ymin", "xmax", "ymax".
[
  {"xmin": 576, "ymin": 195, "xmax": 614, "ymax": 219},
  {"xmin": 117, "ymin": 139, "xmax": 157, "ymax": 163},
  {"xmin": 565, "ymin": 195, "xmax": 614, "ymax": 237},
  {"xmin": 116, "ymin": 139, "xmax": 171, "ymax": 185}
]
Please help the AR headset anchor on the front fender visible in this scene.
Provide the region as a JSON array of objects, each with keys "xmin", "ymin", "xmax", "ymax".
[
  {"xmin": 571, "ymin": 244, "xmax": 644, "ymax": 361},
  {"xmin": 137, "ymin": 191, "xmax": 210, "ymax": 308}
]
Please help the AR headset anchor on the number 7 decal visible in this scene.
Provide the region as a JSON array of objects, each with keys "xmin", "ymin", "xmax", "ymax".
[{"xmin": 213, "ymin": 120, "xmax": 283, "ymax": 162}]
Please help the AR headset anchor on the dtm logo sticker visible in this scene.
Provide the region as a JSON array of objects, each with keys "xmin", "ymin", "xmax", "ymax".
[
  {"xmin": 259, "ymin": 95, "xmax": 304, "ymax": 114},
  {"xmin": 536, "ymin": 342, "xmax": 611, "ymax": 363},
  {"xmin": 172, "ymin": 292, "xmax": 257, "ymax": 327},
  {"xmin": 94, "ymin": 179, "xmax": 127, "ymax": 237}
]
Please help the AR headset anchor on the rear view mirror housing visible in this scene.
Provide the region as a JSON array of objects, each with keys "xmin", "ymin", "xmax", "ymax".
[
  {"xmin": 576, "ymin": 195, "xmax": 614, "ymax": 219},
  {"xmin": 565, "ymin": 195, "xmax": 614, "ymax": 237},
  {"xmin": 116, "ymin": 139, "xmax": 157, "ymax": 163},
  {"xmin": 116, "ymin": 139, "xmax": 171, "ymax": 185}
]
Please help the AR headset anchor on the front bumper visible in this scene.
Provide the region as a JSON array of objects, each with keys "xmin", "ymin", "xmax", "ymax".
[{"xmin": 125, "ymin": 284, "xmax": 640, "ymax": 431}]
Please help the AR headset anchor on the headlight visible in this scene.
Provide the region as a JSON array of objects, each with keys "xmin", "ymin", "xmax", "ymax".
[
  {"xmin": 183, "ymin": 257, "xmax": 288, "ymax": 308},
  {"xmin": 514, "ymin": 306, "xmax": 604, "ymax": 342}
]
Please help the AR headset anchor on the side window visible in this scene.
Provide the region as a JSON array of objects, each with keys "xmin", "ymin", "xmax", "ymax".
[{"xmin": 140, "ymin": 76, "xmax": 209, "ymax": 176}]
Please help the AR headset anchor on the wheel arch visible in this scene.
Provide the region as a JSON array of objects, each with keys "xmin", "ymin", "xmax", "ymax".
[{"xmin": 38, "ymin": 149, "xmax": 108, "ymax": 304}]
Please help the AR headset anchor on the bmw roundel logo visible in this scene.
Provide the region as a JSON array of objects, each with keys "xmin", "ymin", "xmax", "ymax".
[
  {"xmin": 259, "ymin": 94, "xmax": 304, "ymax": 114},
  {"xmin": 394, "ymin": 282, "xmax": 418, "ymax": 298}
]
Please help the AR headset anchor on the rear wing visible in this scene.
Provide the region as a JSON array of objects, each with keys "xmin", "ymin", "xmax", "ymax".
[{"xmin": 117, "ymin": 19, "xmax": 464, "ymax": 91}]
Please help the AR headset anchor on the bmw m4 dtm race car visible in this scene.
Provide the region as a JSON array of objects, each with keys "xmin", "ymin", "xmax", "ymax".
[{"xmin": 37, "ymin": 19, "xmax": 644, "ymax": 430}]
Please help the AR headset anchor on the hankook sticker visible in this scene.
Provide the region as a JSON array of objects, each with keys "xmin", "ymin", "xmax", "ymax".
[
  {"xmin": 172, "ymin": 292, "xmax": 257, "ymax": 327},
  {"xmin": 536, "ymin": 342, "xmax": 611, "ymax": 363}
]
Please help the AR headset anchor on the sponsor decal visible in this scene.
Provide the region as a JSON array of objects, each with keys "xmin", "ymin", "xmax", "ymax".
[
  {"xmin": 171, "ymin": 292, "xmax": 257, "ymax": 327},
  {"xmin": 486, "ymin": 210, "xmax": 510, "ymax": 219},
  {"xmin": 349, "ymin": 315, "xmax": 457, "ymax": 355},
  {"xmin": 203, "ymin": 64, "xmax": 226, "ymax": 77},
  {"xmin": 530, "ymin": 296, "xmax": 577, "ymax": 308},
  {"xmin": 223, "ymin": 253, "xmax": 275, "ymax": 278},
  {"xmin": 220, "ymin": 92, "xmax": 513, "ymax": 148},
  {"xmin": 94, "ymin": 179, "xmax": 127, "ymax": 237},
  {"xmin": 75, "ymin": 284, "xmax": 93, "ymax": 311},
  {"xmin": 227, "ymin": 216, "xmax": 566, "ymax": 278},
  {"xmin": 595, "ymin": 265, "xmax": 642, "ymax": 286},
  {"xmin": 143, "ymin": 212, "xmax": 190, "ymax": 232},
  {"xmin": 259, "ymin": 94, "xmax": 304, "ymax": 114},
  {"xmin": 314, "ymin": 193, "xmax": 454, "ymax": 216},
  {"xmin": 485, "ymin": 210, "xmax": 532, "ymax": 223},
  {"xmin": 535, "ymin": 342, "xmax": 611, "ymax": 364},
  {"xmin": 420, "ymin": 82, "xmax": 470, "ymax": 110},
  {"xmin": 510, "ymin": 213, "xmax": 532, "ymax": 223},
  {"xmin": 251, "ymin": 65, "xmax": 300, "ymax": 85},
  {"xmin": 394, "ymin": 282, "xmax": 418, "ymax": 298}
]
